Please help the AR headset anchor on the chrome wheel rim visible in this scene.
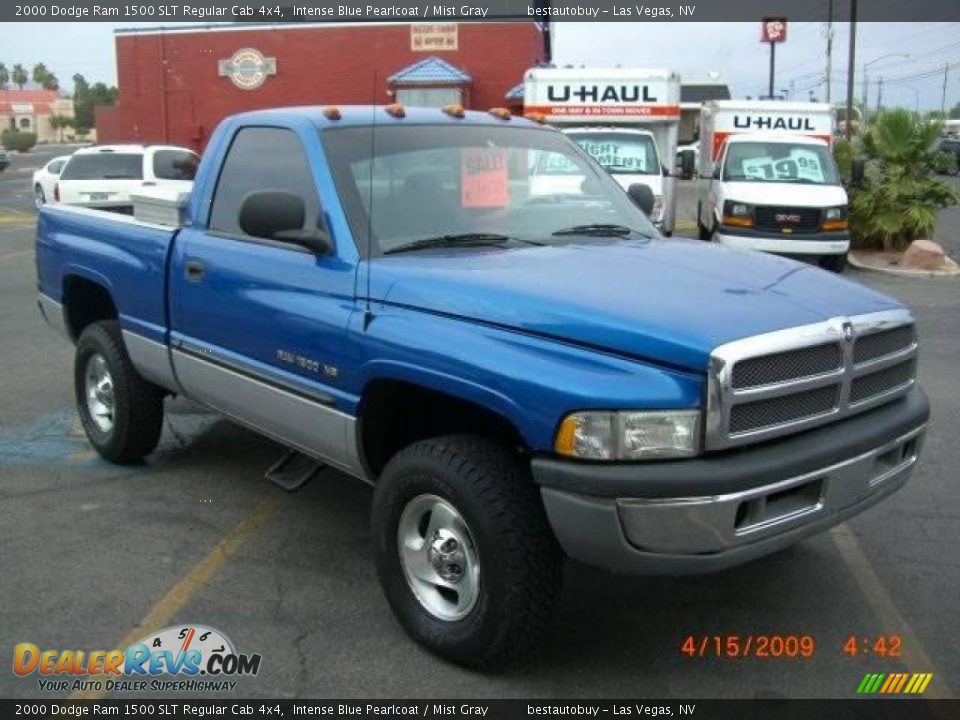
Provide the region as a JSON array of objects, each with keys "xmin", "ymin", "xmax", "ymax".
[
  {"xmin": 397, "ymin": 493, "xmax": 480, "ymax": 621},
  {"xmin": 84, "ymin": 353, "xmax": 115, "ymax": 433}
]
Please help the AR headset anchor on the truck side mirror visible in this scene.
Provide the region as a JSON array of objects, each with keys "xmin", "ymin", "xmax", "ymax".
[
  {"xmin": 680, "ymin": 149, "xmax": 695, "ymax": 179},
  {"xmin": 238, "ymin": 190, "xmax": 333, "ymax": 254},
  {"xmin": 627, "ymin": 183, "xmax": 655, "ymax": 216},
  {"xmin": 851, "ymin": 158, "xmax": 865, "ymax": 187}
]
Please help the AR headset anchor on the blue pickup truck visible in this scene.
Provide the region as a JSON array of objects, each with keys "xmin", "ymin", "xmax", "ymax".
[{"xmin": 36, "ymin": 106, "xmax": 928, "ymax": 667}]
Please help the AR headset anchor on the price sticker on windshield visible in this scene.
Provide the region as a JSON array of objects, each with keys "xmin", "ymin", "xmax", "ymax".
[
  {"xmin": 461, "ymin": 148, "xmax": 509, "ymax": 208},
  {"xmin": 741, "ymin": 149, "xmax": 825, "ymax": 183}
]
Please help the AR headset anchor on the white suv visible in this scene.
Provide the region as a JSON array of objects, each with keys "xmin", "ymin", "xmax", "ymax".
[{"xmin": 55, "ymin": 145, "xmax": 198, "ymax": 210}]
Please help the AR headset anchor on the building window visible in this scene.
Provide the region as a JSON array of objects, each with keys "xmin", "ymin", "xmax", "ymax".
[
  {"xmin": 19, "ymin": 118, "xmax": 31, "ymax": 129},
  {"xmin": 395, "ymin": 87, "xmax": 462, "ymax": 108}
]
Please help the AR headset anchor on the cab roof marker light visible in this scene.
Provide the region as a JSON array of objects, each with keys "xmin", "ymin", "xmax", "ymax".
[
  {"xmin": 442, "ymin": 104, "xmax": 466, "ymax": 118},
  {"xmin": 488, "ymin": 108, "xmax": 512, "ymax": 121},
  {"xmin": 524, "ymin": 112, "xmax": 547, "ymax": 124},
  {"xmin": 385, "ymin": 103, "xmax": 406, "ymax": 118},
  {"xmin": 323, "ymin": 107, "xmax": 342, "ymax": 121}
]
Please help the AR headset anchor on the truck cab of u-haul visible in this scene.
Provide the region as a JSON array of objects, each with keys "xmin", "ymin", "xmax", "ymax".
[
  {"xmin": 696, "ymin": 100, "xmax": 850, "ymax": 272},
  {"xmin": 525, "ymin": 67, "xmax": 683, "ymax": 234}
]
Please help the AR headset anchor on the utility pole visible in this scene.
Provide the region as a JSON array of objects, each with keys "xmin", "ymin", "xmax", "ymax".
[
  {"xmin": 846, "ymin": 0, "xmax": 857, "ymax": 140},
  {"xmin": 943, "ymin": 63, "xmax": 950, "ymax": 116},
  {"xmin": 876, "ymin": 77, "xmax": 883, "ymax": 115},
  {"xmin": 826, "ymin": 0, "xmax": 834, "ymax": 104}
]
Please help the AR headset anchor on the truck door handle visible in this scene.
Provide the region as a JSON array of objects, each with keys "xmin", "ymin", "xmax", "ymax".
[{"xmin": 185, "ymin": 260, "xmax": 205, "ymax": 282}]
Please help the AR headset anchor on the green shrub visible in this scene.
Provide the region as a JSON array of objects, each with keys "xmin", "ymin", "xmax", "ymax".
[{"xmin": 1, "ymin": 130, "xmax": 38, "ymax": 152}]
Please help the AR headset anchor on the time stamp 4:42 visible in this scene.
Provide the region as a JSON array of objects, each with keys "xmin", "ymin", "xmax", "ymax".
[{"xmin": 679, "ymin": 634, "xmax": 903, "ymax": 659}]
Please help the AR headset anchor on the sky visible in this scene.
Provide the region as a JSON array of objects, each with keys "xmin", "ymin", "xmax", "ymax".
[{"xmin": 0, "ymin": 21, "xmax": 957, "ymax": 112}]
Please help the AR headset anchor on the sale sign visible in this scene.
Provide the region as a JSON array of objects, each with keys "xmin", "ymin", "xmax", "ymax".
[
  {"xmin": 461, "ymin": 148, "xmax": 509, "ymax": 208},
  {"xmin": 761, "ymin": 18, "xmax": 788, "ymax": 43}
]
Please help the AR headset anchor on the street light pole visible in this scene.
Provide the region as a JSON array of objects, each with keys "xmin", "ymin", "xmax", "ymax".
[{"xmin": 845, "ymin": 0, "xmax": 857, "ymax": 140}]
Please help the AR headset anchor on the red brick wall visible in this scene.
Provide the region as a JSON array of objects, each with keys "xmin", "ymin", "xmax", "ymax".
[{"xmin": 100, "ymin": 23, "xmax": 543, "ymax": 151}]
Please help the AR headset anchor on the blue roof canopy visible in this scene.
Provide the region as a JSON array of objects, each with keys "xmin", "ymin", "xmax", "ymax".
[{"xmin": 388, "ymin": 56, "xmax": 472, "ymax": 86}]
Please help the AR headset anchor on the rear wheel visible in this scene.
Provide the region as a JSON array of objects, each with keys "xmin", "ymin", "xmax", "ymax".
[
  {"xmin": 371, "ymin": 435, "xmax": 562, "ymax": 668},
  {"xmin": 820, "ymin": 253, "xmax": 847, "ymax": 273},
  {"xmin": 34, "ymin": 185, "xmax": 46, "ymax": 208},
  {"xmin": 74, "ymin": 321, "xmax": 164, "ymax": 463},
  {"xmin": 697, "ymin": 203, "xmax": 711, "ymax": 240}
]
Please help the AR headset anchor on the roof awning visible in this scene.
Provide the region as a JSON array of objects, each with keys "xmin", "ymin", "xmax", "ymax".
[{"xmin": 388, "ymin": 56, "xmax": 472, "ymax": 86}]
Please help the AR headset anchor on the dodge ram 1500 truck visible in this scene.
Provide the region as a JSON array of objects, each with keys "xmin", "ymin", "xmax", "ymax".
[{"xmin": 36, "ymin": 106, "xmax": 929, "ymax": 668}]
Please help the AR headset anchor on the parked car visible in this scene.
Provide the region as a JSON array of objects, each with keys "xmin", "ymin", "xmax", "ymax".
[
  {"xmin": 0, "ymin": 147, "xmax": 9, "ymax": 172},
  {"xmin": 36, "ymin": 106, "xmax": 929, "ymax": 668},
  {"xmin": 55, "ymin": 144, "xmax": 199, "ymax": 210},
  {"xmin": 933, "ymin": 136, "xmax": 960, "ymax": 175},
  {"xmin": 32, "ymin": 155, "xmax": 72, "ymax": 208}
]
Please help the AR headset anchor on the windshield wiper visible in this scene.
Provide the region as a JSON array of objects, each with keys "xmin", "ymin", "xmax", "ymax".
[
  {"xmin": 552, "ymin": 223, "xmax": 649, "ymax": 238},
  {"xmin": 383, "ymin": 233, "xmax": 540, "ymax": 255}
]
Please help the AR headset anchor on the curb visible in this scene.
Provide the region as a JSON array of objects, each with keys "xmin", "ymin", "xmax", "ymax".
[{"xmin": 848, "ymin": 251, "xmax": 960, "ymax": 278}]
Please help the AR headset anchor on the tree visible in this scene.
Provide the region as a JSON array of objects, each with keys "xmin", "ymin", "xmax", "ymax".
[
  {"xmin": 11, "ymin": 64, "xmax": 28, "ymax": 90},
  {"xmin": 48, "ymin": 115, "xmax": 74, "ymax": 142},
  {"xmin": 32, "ymin": 63, "xmax": 59, "ymax": 91},
  {"xmin": 950, "ymin": 102, "xmax": 960, "ymax": 120},
  {"xmin": 851, "ymin": 110, "xmax": 959, "ymax": 251},
  {"xmin": 71, "ymin": 73, "xmax": 118, "ymax": 133},
  {"xmin": 0, "ymin": 63, "xmax": 8, "ymax": 90}
]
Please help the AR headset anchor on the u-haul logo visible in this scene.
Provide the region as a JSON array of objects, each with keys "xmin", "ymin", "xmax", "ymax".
[
  {"xmin": 547, "ymin": 84, "xmax": 659, "ymax": 104},
  {"xmin": 733, "ymin": 115, "xmax": 818, "ymax": 131}
]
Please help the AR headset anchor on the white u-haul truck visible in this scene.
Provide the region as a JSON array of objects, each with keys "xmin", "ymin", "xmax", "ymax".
[
  {"xmin": 525, "ymin": 67, "xmax": 684, "ymax": 234},
  {"xmin": 696, "ymin": 101, "xmax": 850, "ymax": 272}
]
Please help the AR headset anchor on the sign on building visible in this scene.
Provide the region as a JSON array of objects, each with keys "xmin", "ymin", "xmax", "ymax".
[
  {"xmin": 218, "ymin": 48, "xmax": 277, "ymax": 90},
  {"xmin": 411, "ymin": 24, "xmax": 458, "ymax": 52}
]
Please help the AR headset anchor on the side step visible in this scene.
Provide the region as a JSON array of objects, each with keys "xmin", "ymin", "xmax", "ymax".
[{"xmin": 265, "ymin": 449, "xmax": 324, "ymax": 492}]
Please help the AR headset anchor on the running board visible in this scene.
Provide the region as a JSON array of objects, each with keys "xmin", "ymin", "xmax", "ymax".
[{"xmin": 265, "ymin": 449, "xmax": 324, "ymax": 492}]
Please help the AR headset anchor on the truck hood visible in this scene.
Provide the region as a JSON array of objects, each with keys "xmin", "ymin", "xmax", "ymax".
[
  {"xmin": 368, "ymin": 239, "xmax": 900, "ymax": 372},
  {"xmin": 722, "ymin": 181, "xmax": 848, "ymax": 207}
]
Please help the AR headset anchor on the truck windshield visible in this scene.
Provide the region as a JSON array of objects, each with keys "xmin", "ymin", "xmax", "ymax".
[
  {"xmin": 722, "ymin": 141, "xmax": 841, "ymax": 185},
  {"xmin": 568, "ymin": 133, "xmax": 660, "ymax": 175},
  {"xmin": 322, "ymin": 124, "xmax": 656, "ymax": 256}
]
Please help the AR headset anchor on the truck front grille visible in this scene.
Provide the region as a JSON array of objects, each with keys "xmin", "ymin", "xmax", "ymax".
[
  {"xmin": 754, "ymin": 206, "xmax": 822, "ymax": 233},
  {"xmin": 706, "ymin": 311, "xmax": 918, "ymax": 450}
]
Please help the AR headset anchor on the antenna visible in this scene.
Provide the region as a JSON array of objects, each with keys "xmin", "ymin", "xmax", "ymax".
[{"xmin": 363, "ymin": 71, "xmax": 377, "ymax": 330}]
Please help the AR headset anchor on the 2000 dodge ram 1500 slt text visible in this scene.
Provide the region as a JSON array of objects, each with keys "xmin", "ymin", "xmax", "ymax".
[{"xmin": 36, "ymin": 106, "xmax": 929, "ymax": 668}]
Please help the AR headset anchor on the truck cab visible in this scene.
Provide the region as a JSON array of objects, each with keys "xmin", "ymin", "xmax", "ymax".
[{"xmin": 697, "ymin": 101, "xmax": 849, "ymax": 272}]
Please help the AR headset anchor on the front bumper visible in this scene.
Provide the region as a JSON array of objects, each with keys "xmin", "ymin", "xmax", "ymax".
[
  {"xmin": 716, "ymin": 225, "xmax": 849, "ymax": 256},
  {"xmin": 532, "ymin": 388, "xmax": 929, "ymax": 574}
]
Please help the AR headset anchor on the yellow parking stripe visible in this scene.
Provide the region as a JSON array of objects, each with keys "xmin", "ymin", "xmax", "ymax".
[{"xmin": 69, "ymin": 493, "xmax": 282, "ymax": 700}]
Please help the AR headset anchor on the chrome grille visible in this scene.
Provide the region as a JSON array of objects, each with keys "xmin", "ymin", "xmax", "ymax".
[
  {"xmin": 706, "ymin": 310, "xmax": 918, "ymax": 450},
  {"xmin": 853, "ymin": 325, "xmax": 916, "ymax": 364},
  {"xmin": 729, "ymin": 385, "xmax": 840, "ymax": 434},
  {"xmin": 850, "ymin": 359, "xmax": 916, "ymax": 404},
  {"xmin": 732, "ymin": 342, "xmax": 843, "ymax": 389}
]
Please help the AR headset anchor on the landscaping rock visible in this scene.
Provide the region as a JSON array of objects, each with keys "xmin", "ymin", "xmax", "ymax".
[{"xmin": 902, "ymin": 240, "xmax": 947, "ymax": 271}]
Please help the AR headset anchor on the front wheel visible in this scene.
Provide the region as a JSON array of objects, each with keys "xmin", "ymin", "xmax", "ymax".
[
  {"xmin": 820, "ymin": 253, "xmax": 847, "ymax": 273},
  {"xmin": 74, "ymin": 321, "xmax": 164, "ymax": 463},
  {"xmin": 34, "ymin": 184, "xmax": 46, "ymax": 208},
  {"xmin": 696, "ymin": 203, "xmax": 711, "ymax": 241},
  {"xmin": 371, "ymin": 435, "xmax": 562, "ymax": 668}
]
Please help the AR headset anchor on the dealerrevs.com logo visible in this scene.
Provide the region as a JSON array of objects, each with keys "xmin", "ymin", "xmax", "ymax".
[{"xmin": 13, "ymin": 625, "xmax": 262, "ymax": 693}]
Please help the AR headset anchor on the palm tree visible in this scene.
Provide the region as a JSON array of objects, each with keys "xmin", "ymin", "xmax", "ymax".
[
  {"xmin": 32, "ymin": 63, "xmax": 50, "ymax": 87},
  {"xmin": 0, "ymin": 63, "xmax": 8, "ymax": 90},
  {"xmin": 11, "ymin": 64, "xmax": 28, "ymax": 91}
]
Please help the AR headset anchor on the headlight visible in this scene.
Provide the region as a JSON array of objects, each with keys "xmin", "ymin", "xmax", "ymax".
[
  {"xmin": 555, "ymin": 410, "xmax": 702, "ymax": 461},
  {"xmin": 722, "ymin": 200, "xmax": 753, "ymax": 227},
  {"xmin": 822, "ymin": 205, "xmax": 849, "ymax": 230}
]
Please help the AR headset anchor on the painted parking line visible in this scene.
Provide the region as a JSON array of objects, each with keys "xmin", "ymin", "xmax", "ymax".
[
  {"xmin": 830, "ymin": 524, "xmax": 951, "ymax": 700},
  {"xmin": 0, "ymin": 248, "xmax": 33, "ymax": 262},
  {"xmin": 69, "ymin": 492, "xmax": 283, "ymax": 701},
  {"xmin": 674, "ymin": 221, "xmax": 697, "ymax": 231}
]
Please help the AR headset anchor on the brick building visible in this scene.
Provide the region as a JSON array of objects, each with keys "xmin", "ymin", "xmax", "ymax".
[{"xmin": 96, "ymin": 22, "xmax": 546, "ymax": 151}]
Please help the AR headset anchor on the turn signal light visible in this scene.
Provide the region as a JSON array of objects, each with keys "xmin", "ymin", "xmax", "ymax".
[
  {"xmin": 385, "ymin": 103, "xmax": 406, "ymax": 118},
  {"xmin": 488, "ymin": 108, "xmax": 512, "ymax": 120},
  {"xmin": 442, "ymin": 103, "xmax": 465, "ymax": 118},
  {"xmin": 53, "ymin": 183, "xmax": 60, "ymax": 202},
  {"xmin": 822, "ymin": 219, "xmax": 849, "ymax": 231},
  {"xmin": 323, "ymin": 107, "xmax": 342, "ymax": 120},
  {"xmin": 722, "ymin": 215, "xmax": 754, "ymax": 228}
]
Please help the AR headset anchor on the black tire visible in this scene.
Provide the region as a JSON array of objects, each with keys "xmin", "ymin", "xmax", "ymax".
[
  {"xmin": 697, "ymin": 203, "xmax": 711, "ymax": 240},
  {"xmin": 820, "ymin": 253, "xmax": 847, "ymax": 273},
  {"xmin": 371, "ymin": 435, "xmax": 562, "ymax": 668},
  {"xmin": 34, "ymin": 184, "xmax": 45, "ymax": 208},
  {"xmin": 74, "ymin": 320, "xmax": 164, "ymax": 464}
]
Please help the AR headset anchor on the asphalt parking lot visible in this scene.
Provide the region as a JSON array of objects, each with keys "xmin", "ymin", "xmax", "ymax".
[{"xmin": 1, "ymin": 149, "xmax": 958, "ymax": 700}]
